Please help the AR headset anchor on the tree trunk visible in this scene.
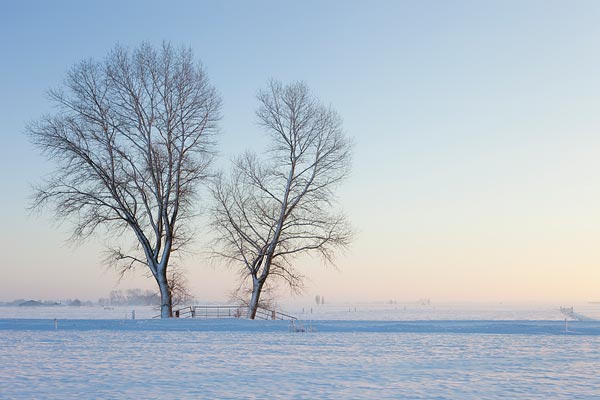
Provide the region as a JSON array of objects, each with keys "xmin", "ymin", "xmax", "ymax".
[
  {"xmin": 247, "ymin": 278, "xmax": 264, "ymax": 319},
  {"xmin": 157, "ymin": 275, "xmax": 172, "ymax": 318}
]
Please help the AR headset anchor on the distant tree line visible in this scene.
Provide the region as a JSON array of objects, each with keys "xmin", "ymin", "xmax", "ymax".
[
  {"xmin": 98, "ymin": 289, "xmax": 160, "ymax": 307},
  {"xmin": 0, "ymin": 289, "xmax": 166, "ymax": 307}
]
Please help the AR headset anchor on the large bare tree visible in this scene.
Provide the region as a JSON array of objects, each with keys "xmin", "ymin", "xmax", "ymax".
[
  {"xmin": 28, "ymin": 43, "xmax": 221, "ymax": 318},
  {"xmin": 211, "ymin": 80, "xmax": 352, "ymax": 319}
]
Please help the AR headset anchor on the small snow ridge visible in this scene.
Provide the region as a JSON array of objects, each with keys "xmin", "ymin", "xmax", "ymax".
[{"xmin": 2, "ymin": 319, "xmax": 600, "ymax": 335}]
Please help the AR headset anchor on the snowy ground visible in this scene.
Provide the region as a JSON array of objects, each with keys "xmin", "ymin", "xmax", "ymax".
[
  {"xmin": 3, "ymin": 301, "xmax": 600, "ymax": 320},
  {"xmin": 2, "ymin": 304, "xmax": 600, "ymax": 399},
  {"xmin": 287, "ymin": 301, "xmax": 600, "ymax": 321}
]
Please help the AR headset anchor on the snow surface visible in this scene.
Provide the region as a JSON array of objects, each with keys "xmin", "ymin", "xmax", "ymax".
[
  {"xmin": 287, "ymin": 302, "xmax": 600, "ymax": 321},
  {"xmin": 2, "ymin": 304, "xmax": 600, "ymax": 399},
  {"xmin": 3, "ymin": 301, "xmax": 600, "ymax": 320}
]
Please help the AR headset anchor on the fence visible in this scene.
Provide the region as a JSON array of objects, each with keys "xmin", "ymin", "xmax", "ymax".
[{"xmin": 159, "ymin": 305, "xmax": 297, "ymax": 320}]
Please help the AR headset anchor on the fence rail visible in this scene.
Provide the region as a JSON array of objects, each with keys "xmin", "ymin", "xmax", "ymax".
[{"xmin": 157, "ymin": 305, "xmax": 297, "ymax": 321}]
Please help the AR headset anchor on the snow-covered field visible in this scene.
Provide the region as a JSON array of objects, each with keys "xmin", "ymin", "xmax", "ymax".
[
  {"xmin": 2, "ymin": 303, "xmax": 600, "ymax": 399},
  {"xmin": 288, "ymin": 301, "xmax": 600, "ymax": 321},
  {"xmin": 3, "ymin": 301, "xmax": 600, "ymax": 320}
]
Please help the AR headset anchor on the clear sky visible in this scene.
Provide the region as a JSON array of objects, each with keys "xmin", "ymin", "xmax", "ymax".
[{"xmin": 1, "ymin": 0, "xmax": 600, "ymax": 304}]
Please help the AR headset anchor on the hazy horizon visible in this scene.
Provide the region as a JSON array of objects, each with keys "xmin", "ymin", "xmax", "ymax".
[{"xmin": 2, "ymin": 0, "xmax": 600, "ymax": 305}]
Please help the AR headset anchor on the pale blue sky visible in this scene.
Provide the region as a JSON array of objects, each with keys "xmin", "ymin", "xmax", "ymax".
[{"xmin": 2, "ymin": 1, "xmax": 600, "ymax": 303}]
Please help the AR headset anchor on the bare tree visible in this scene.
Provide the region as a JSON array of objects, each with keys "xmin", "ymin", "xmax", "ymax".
[
  {"xmin": 211, "ymin": 80, "xmax": 352, "ymax": 319},
  {"xmin": 168, "ymin": 268, "xmax": 194, "ymax": 309},
  {"xmin": 28, "ymin": 42, "xmax": 221, "ymax": 318}
]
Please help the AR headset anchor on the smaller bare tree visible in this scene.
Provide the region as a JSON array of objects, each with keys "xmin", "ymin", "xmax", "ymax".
[
  {"xmin": 168, "ymin": 268, "xmax": 194, "ymax": 308},
  {"xmin": 211, "ymin": 80, "xmax": 353, "ymax": 319}
]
